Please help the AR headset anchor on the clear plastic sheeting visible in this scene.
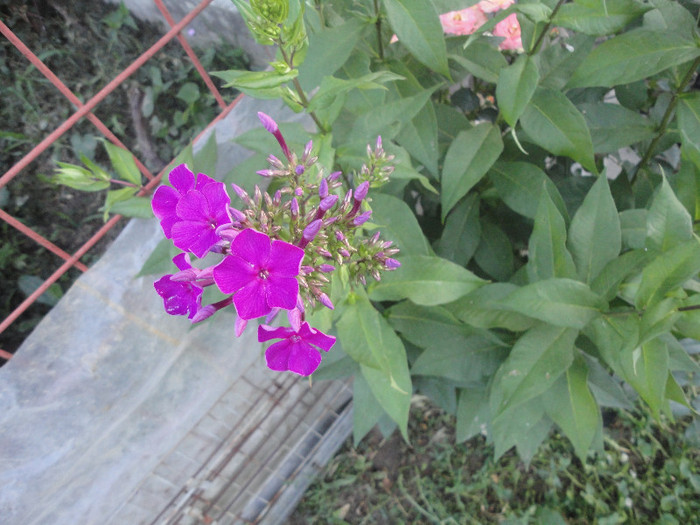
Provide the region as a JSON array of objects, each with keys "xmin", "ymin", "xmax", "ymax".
[{"xmin": 0, "ymin": 97, "xmax": 352, "ymax": 525}]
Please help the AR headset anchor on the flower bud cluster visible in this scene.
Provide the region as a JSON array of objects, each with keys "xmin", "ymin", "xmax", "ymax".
[{"xmin": 150, "ymin": 112, "xmax": 400, "ymax": 376}]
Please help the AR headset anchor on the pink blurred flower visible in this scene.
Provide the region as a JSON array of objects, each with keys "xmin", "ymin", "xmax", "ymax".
[
  {"xmin": 439, "ymin": 7, "xmax": 487, "ymax": 36},
  {"xmin": 493, "ymin": 13, "xmax": 523, "ymax": 51},
  {"xmin": 478, "ymin": 0, "xmax": 514, "ymax": 13}
]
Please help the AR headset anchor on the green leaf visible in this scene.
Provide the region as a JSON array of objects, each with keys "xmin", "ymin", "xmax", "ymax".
[
  {"xmin": 212, "ymin": 69, "xmax": 298, "ymax": 91},
  {"xmin": 449, "ymin": 39, "xmax": 508, "ymax": 84},
  {"xmin": 567, "ymin": 29, "xmax": 700, "ymax": 89},
  {"xmin": 578, "ymin": 102, "xmax": 656, "ymax": 154},
  {"xmin": 102, "ymin": 141, "xmax": 141, "ymax": 185},
  {"xmin": 370, "ymin": 193, "xmax": 432, "ymax": 256},
  {"xmin": 528, "ymin": 185, "xmax": 577, "ymax": 282},
  {"xmin": 352, "ymin": 372, "xmax": 387, "ymax": 445},
  {"xmin": 435, "ymin": 193, "xmax": 480, "ymax": 266},
  {"xmin": 583, "ymin": 353, "xmax": 633, "ymax": 409},
  {"xmin": 635, "ymin": 237, "xmax": 700, "ymax": 308},
  {"xmin": 520, "ymin": 88, "xmax": 596, "ymax": 173},
  {"xmin": 498, "ymin": 278, "xmax": 606, "ymax": 329},
  {"xmin": 368, "ymin": 255, "xmax": 486, "ymax": 305},
  {"xmin": 544, "ymin": 355, "xmax": 600, "ymax": 460},
  {"xmin": 473, "ymin": 221, "xmax": 514, "ymax": 282},
  {"xmin": 536, "ymin": 33, "xmax": 596, "ymax": 90},
  {"xmin": 18, "ymin": 275, "xmax": 63, "ymax": 306},
  {"xmin": 137, "ymin": 237, "xmax": 181, "ymax": 277},
  {"xmin": 646, "ymin": 175, "xmax": 694, "ymax": 253},
  {"xmin": 350, "ymin": 87, "xmax": 438, "ymax": 143},
  {"xmin": 456, "ymin": 387, "xmax": 490, "ymax": 443},
  {"xmin": 553, "ymin": 0, "xmax": 651, "ymax": 36},
  {"xmin": 590, "ymin": 249, "xmax": 649, "ymax": 301},
  {"xmin": 384, "ymin": 143, "xmax": 438, "ymax": 194},
  {"xmin": 678, "ymin": 93, "xmax": 700, "ymax": 171},
  {"xmin": 619, "ymin": 337, "xmax": 670, "ymax": 420},
  {"xmin": 567, "ymin": 175, "xmax": 621, "ymax": 284},
  {"xmin": 383, "ymin": 0, "xmax": 450, "ymax": 76},
  {"xmin": 53, "ymin": 162, "xmax": 110, "ymax": 192},
  {"xmin": 307, "ymin": 72, "xmax": 404, "ymax": 113},
  {"xmin": 490, "ymin": 161, "xmax": 568, "ymax": 220},
  {"xmin": 298, "ymin": 18, "xmax": 368, "ymax": 90},
  {"xmin": 494, "ymin": 324, "xmax": 578, "ymax": 413},
  {"xmin": 396, "ymin": 101, "xmax": 439, "ymax": 177},
  {"xmin": 176, "ymin": 82, "xmax": 200, "ymax": 105},
  {"xmin": 620, "ymin": 209, "xmax": 647, "ymax": 250},
  {"xmin": 101, "ymin": 187, "xmax": 137, "ymax": 221},
  {"xmin": 490, "ymin": 397, "xmax": 551, "ymax": 462},
  {"xmin": 449, "ymin": 283, "xmax": 537, "ymax": 332},
  {"xmin": 585, "ymin": 314, "xmax": 640, "ymax": 374},
  {"xmin": 441, "ymin": 123, "xmax": 503, "ymax": 221},
  {"xmin": 496, "ymin": 54, "xmax": 539, "ymax": 127},
  {"xmin": 109, "ymin": 196, "xmax": 153, "ymax": 218}
]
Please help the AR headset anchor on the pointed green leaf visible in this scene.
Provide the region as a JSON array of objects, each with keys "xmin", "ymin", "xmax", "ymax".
[
  {"xmin": 585, "ymin": 314, "xmax": 640, "ymax": 375},
  {"xmin": 678, "ymin": 92, "xmax": 700, "ymax": 170},
  {"xmin": 489, "ymin": 161, "xmax": 568, "ymax": 220},
  {"xmin": 441, "ymin": 123, "xmax": 503, "ymax": 220},
  {"xmin": 496, "ymin": 54, "xmax": 539, "ymax": 127},
  {"xmin": 620, "ymin": 209, "xmax": 647, "ymax": 250},
  {"xmin": 212, "ymin": 68, "xmax": 299, "ymax": 90},
  {"xmin": 352, "ymin": 372, "xmax": 387, "ymax": 445},
  {"xmin": 306, "ymin": 72, "xmax": 404, "ymax": 113},
  {"xmin": 102, "ymin": 141, "xmax": 141, "ymax": 185},
  {"xmin": 619, "ymin": 337, "xmax": 670, "ymax": 420},
  {"xmin": 635, "ymin": 237, "xmax": 700, "ymax": 308},
  {"xmin": 553, "ymin": 0, "xmax": 651, "ymax": 36},
  {"xmin": 491, "ymin": 397, "xmax": 551, "ymax": 462},
  {"xmin": 298, "ymin": 18, "xmax": 368, "ymax": 90},
  {"xmin": 498, "ymin": 278, "xmax": 605, "ymax": 329},
  {"xmin": 495, "ymin": 324, "xmax": 578, "ymax": 413},
  {"xmin": 646, "ymin": 175, "xmax": 694, "ymax": 253},
  {"xmin": 456, "ymin": 387, "xmax": 490, "ymax": 443},
  {"xmin": 579, "ymin": 102, "xmax": 655, "ymax": 154},
  {"xmin": 387, "ymin": 301, "xmax": 475, "ymax": 352},
  {"xmin": 449, "ymin": 283, "xmax": 537, "ymax": 332},
  {"xmin": 449, "ymin": 39, "xmax": 508, "ymax": 84},
  {"xmin": 567, "ymin": 175, "xmax": 621, "ymax": 284},
  {"xmin": 368, "ymin": 255, "xmax": 486, "ymax": 305},
  {"xmin": 370, "ymin": 193, "xmax": 432, "ymax": 256},
  {"xmin": 590, "ymin": 249, "xmax": 649, "ymax": 301},
  {"xmin": 544, "ymin": 355, "xmax": 600, "ymax": 460},
  {"xmin": 583, "ymin": 353, "xmax": 633, "ymax": 409},
  {"xmin": 528, "ymin": 186, "xmax": 577, "ymax": 282},
  {"xmin": 520, "ymin": 88, "xmax": 597, "ymax": 173},
  {"xmin": 473, "ymin": 221, "xmax": 514, "ymax": 282},
  {"xmin": 435, "ymin": 193, "xmax": 481, "ymax": 266},
  {"xmin": 383, "ymin": 0, "xmax": 449, "ymax": 76},
  {"xmin": 567, "ymin": 29, "xmax": 700, "ymax": 88}
]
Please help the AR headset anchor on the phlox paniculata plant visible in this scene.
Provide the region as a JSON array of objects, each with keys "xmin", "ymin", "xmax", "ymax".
[{"xmin": 151, "ymin": 112, "xmax": 399, "ymax": 376}]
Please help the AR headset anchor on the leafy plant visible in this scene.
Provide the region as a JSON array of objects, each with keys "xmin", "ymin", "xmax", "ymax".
[{"xmin": 208, "ymin": 0, "xmax": 700, "ymax": 461}]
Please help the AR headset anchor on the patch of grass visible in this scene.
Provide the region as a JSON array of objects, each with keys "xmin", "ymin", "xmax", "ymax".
[
  {"xmin": 291, "ymin": 399, "xmax": 700, "ymax": 524},
  {"xmin": 0, "ymin": 0, "xmax": 248, "ymax": 355}
]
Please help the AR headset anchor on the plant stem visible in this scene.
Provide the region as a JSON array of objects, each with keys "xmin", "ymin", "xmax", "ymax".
[
  {"xmin": 678, "ymin": 304, "xmax": 700, "ymax": 312},
  {"xmin": 631, "ymin": 55, "xmax": 700, "ymax": 184},
  {"xmin": 279, "ymin": 45, "xmax": 329, "ymax": 133},
  {"xmin": 529, "ymin": 0, "xmax": 567, "ymax": 56},
  {"xmin": 109, "ymin": 179, "xmax": 139, "ymax": 188},
  {"xmin": 374, "ymin": 0, "xmax": 384, "ymax": 60}
]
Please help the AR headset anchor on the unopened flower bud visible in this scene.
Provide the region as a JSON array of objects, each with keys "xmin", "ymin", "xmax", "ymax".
[
  {"xmin": 318, "ymin": 248, "xmax": 333, "ymax": 258},
  {"xmin": 295, "ymin": 187, "xmax": 303, "ymax": 196},
  {"xmin": 273, "ymin": 190, "xmax": 282, "ymax": 205},
  {"xmin": 171, "ymin": 268, "xmax": 199, "ymax": 282},
  {"xmin": 303, "ymin": 140, "xmax": 313, "ymax": 159},
  {"xmin": 295, "ymin": 164, "xmax": 305, "ymax": 175},
  {"xmin": 354, "ymin": 181, "xmax": 369, "ymax": 202},
  {"xmin": 318, "ymin": 293, "xmax": 334, "ymax": 310},
  {"xmin": 328, "ymin": 171, "xmax": 342, "ymax": 182},
  {"xmin": 320, "ymin": 194, "xmax": 338, "ymax": 211},
  {"xmin": 231, "ymin": 183, "xmax": 249, "ymax": 201},
  {"xmin": 257, "ymin": 169, "xmax": 273, "ymax": 177},
  {"xmin": 319, "ymin": 264, "xmax": 336, "ymax": 273},
  {"xmin": 353, "ymin": 210, "xmax": 372, "ymax": 226},
  {"xmin": 291, "ymin": 197, "xmax": 299, "ymax": 217},
  {"xmin": 385, "ymin": 258, "xmax": 401, "ymax": 269},
  {"xmin": 301, "ymin": 265, "xmax": 314, "ymax": 274},
  {"xmin": 235, "ymin": 316, "xmax": 248, "ymax": 337},
  {"xmin": 302, "ymin": 219, "xmax": 323, "ymax": 242},
  {"xmin": 339, "ymin": 248, "xmax": 351, "ymax": 258},
  {"xmin": 229, "ymin": 207, "xmax": 246, "ymax": 222},
  {"xmin": 319, "ymin": 178, "xmax": 328, "ymax": 198},
  {"xmin": 258, "ymin": 111, "xmax": 278, "ymax": 133},
  {"xmin": 267, "ymin": 154, "xmax": 285, "ymax": 169},
  {"xmin": 335, "ymin": 230, "xmax": 345, "ymax": 242}
]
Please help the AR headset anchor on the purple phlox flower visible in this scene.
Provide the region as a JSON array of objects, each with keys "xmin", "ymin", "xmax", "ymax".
[
  {"xmin": 235, "ymin": 316, "xmax": 248, "ymax": 337},
  {"xmin": 257, "ymin": 169, "xmax": 273, "ymax": 177},
  {"xmin": 353, "ymin": 210, "xmax": 372, "ymax": 226},
  {"xmin": 354, "ymin": 181, "xmax": 369, "ymax": 202},
  {"xmin": 152, "ymin": 164, "xmax": 217, "ymax": 238},
  {"xmin": 319, "ymin": 264, "xmax": 335, "ymax": 273},
  {"xmin": 231, "ymin": 183, "xmax": 249, "ymax": 202},
  {"xmin": 299, "ymin": 219, "xmax": 323, "ymax": 248},
  {"xmin": 171, "ymin": 180, "xmax": 231, "ymax": 258},
  {"xmin": 257, "ymin": 112, "xmax": 291, "ymax": 161},
  {"xmin": 295, "ymin": 165, "xmax": 305, "ymax": 175},
  {"xmin": 318, "ymin": 292, "xmax": 334, "ymax": 310},
  {"xmin": 213, "ymin": 228, "xmax": 304, "ymax": 320},
  {"xmin": 154, "ymin": 253, "xmax": 203, "ymax": 320},
  {"xmin": 287, "ymin": 307, "xmax": 303, "ymax": 332},
  {"xmin": 328, "ymin": 171, "xmax": 342, "ymax": 182},
  {"xmin": 258, "ymin": 322, "xmax": 336, "ymax": 376},
  {"xmin": 319, "ymin": 194, "xmax": 338, "ymax": 212}
]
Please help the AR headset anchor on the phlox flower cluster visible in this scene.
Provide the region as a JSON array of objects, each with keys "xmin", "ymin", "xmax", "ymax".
[
  {"xmin": 439, "ymin": 0, "xmax": 522, "ymax": 52},
  {"xmin": 151, "ymin": 112, "xmax": 400, "ymax": 376}
]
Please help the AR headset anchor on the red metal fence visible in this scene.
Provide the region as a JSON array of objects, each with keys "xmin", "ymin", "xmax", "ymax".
[{"xmin": 0, "ymin": 0, "xmax": 244, "ymax": 363}]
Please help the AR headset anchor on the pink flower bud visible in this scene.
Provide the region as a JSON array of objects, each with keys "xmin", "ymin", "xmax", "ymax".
[
  {"xmin": 291, "ymin": 197, "xmax": 299, "ymax": 217},
  {"xmin": 376, "ymin": 136, "xmax": 382, "ymax": 150},
  {"xmin": 304, "ymin": 140, "xmax": 313, "ymax": 159},
  {"xmin": 319, "ymin": 264, "xmax": 336, "ymax": 273},
  {"xmin": 235, "ymin": 316, "xmax": 248, "ymax": 337},
  {"xmin": 318, "ymin": 293, "xmax": 334, "ymax": 310},
  {"xmin": 257, "ymin": 169, "xmax": 273, "ymax": 177},
  {"xmin": 353, "ymin": 210, "xmax": 372, "ymax": 226},
  {"xmin": 339, "ymin": 248, "xmax": 350, "ymax": 258},
  {"xmin": 267, "ymin": 154, "xmax": 285, "ymax": 169},
  {"xmin": 257, "ymin": 111, "xmax": 278, "ymax": 133},
  {"xmin": 319, "ymin": 178, "xmax": 328, "ymax": 198},
  {"xmin": 385, "ymin": 258, "xmax": 401, "ymax": 269},
  {"xmin": 328, "ymin": 171, "xmax": 342, "ymax": 182},
  {"xmin": 302, "ymin": 219, "xmax": 323, "ymax": 242},
  {"xmin": 295, "ymin": 165, "xmax": 305, "ymax": 175},
  {"xmin": 354, "ymin": 181, "xmax": 369, "ymax": 202},
  {"xmin": 228, "ymin": 207, "xmax": 246, "ymax": 222},
  {"xmin": 335, "ymin": 230, "xmax": 345, "ymax": 241},
  {"xmin": 320, "ymin": 194, "xmax": 338, "ymax": 211}
]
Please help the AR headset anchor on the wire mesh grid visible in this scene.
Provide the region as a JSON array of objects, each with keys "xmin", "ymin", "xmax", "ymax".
[{"xmin": 0, "ymin": 0, "xmax": 238, "ymax": 362}]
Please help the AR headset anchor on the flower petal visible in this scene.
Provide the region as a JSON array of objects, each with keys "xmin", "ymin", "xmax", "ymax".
[
  {"xmin": 201, "ymin": 182, "xmax": 230, "ymax": 222},
  {"xmin": 299, "ymin": 322, "xmax": 336, "ymax": 352},
  {"xmin": 258, "ymin": 324, "xmax": 294, "ymax": 343},
  {"xmin": 265, "ymin": 339, "xmax": 293, "ymax": 371},
  {"xmin": 287, "ymin": 341, "xmax": 322, "ymax": 376},
  {"xmin": 266, "ymin": 275, "xmax": 299, "ymax": 311},
  {"xmin": 233, "ymin": 279, "xmax": 270, "ymax": 320},
  {"xmin": 268, "ymin": 239, "xmax": 304, "ymax": 277},
  {"xmin": 171, "ymin": 221, "xmax": 216, "ymax": 257},
  {"xmin": 231, "ymin": 229, "xmax": 271, "ymax": 267},
  {"xmin": 194, "ymin": 172, "xmax": 217, "ymax": 191},
  {"xmin": 176, "ymin": 190, "xmax": 210, "ymax": 222},
  {"xmin": 169, "ymin": 164, "xmax": 195, "ymax": 194},
  {"xmin": 213, "ymin": 255, "xmax": 256, "ymax": 294}
]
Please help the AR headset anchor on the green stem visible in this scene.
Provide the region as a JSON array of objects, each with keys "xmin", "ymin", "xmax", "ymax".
[
  {"xmin": 374, "ymin": 0, "xmax": 384, "ymax": 60},
  {"xmin": 279, "ymin": 45, "xmax": 329, "ymax": 133},
  {"xmin": 109, "ymin": 179, "xmax": 139, "ymax": 188},
  {"xmin": 528, "ymin": 0, "xmax": 567, "ymax": 56},
  {"xmin": 631, "ymin": 55, "xmax": 700, "ymax": 184},
  {"xmin": 678, "ymin": 304, "xmax": 700, "ymax": 312}
]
